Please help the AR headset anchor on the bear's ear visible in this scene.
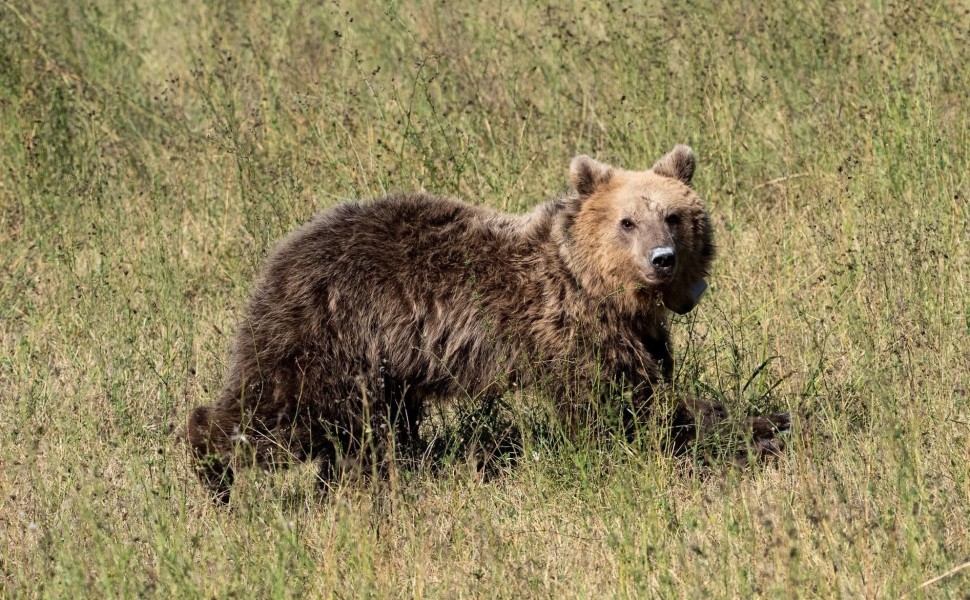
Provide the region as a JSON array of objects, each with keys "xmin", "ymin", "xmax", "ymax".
[
  {"xmin": 651, "ymin": 145, "xmax": 696, "ymax": 185},
  {"xmin": 570, "ymin": 155, "xmax": 614, "ymax": 198}
]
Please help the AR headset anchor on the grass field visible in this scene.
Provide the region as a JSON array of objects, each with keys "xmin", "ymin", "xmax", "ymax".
[{"xmin": 1, "ymin": 0, "xmax": 969, "ymax": 597}]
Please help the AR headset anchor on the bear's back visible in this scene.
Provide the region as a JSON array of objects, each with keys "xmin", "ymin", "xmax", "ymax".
[
  {"xmin": 261, "ymin": 194, "xmax": 532, "ymax": 301},
  {"xmin": 235, "ymin": 194, "xmax": 559, "ymax": 386}
]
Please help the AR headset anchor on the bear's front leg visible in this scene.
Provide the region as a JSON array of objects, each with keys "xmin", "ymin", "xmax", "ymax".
[
  {"xmin": 669, "ymin": 398, "xmax": 790, "ymax": 461},
  {"xmin": 668, "ymin": 397, "xmax": 728, "ymax": 454},
  {"xmin": 746, "ymin": 412, "xmax": 791, "ymax": 458}
]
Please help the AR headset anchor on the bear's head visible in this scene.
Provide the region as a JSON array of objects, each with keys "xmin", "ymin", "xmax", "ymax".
[{"xmin": 563, "ymin": 145, "xmax": 715, "ymax": 315}]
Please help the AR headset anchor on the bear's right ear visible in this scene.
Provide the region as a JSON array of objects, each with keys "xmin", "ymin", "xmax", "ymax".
[
  {"xmin": 651, "ymin": 145, "xmax": 696, "ymax": 185},
  {"xmin": 570, "ymin": 155, "xmax": 614, "ymax": 198}
]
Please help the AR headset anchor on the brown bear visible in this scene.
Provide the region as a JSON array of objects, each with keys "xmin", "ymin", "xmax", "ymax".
[{"xmin": 186, "ymin": 145, "xmax": 789, "ymax": 502}]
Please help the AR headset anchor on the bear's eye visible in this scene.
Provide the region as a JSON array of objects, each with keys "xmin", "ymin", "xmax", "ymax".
[
  {"xmin": 665, "ymin": 214, "xmax": 682, "ymax": 226},
  {"xmin": 620, "ymin": 218, "xmax": 635, "ymax": 230}
]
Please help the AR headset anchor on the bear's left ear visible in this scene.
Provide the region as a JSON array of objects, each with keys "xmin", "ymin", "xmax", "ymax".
[
  {"xmin": 570, "ymin": 155, "xmax": 614, "ymax": 198},
  {"xmin": 651, "ymin": 145, "xmax": 696, "ymax": 185}
]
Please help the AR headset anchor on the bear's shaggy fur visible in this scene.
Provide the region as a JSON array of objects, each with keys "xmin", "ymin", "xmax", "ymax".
[{"xmin": 186, "ymin": 146, "xmax": 788, "ymax": 501}]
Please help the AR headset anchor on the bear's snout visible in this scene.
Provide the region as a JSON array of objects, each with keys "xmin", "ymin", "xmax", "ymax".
[{"xmin": 650, "ymin": 246, "xmax": 676, "ymax": 277}]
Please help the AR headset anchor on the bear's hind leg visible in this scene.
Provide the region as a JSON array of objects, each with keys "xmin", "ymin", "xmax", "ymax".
[{"xmin": 186, "ymin": 405, "xmax": 235, "ymax": 504}]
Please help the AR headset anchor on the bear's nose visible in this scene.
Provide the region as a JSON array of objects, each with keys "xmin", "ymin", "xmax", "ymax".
[{"xmin": 650, "ymin": 246, "xmax": 676, "ymax": 271}]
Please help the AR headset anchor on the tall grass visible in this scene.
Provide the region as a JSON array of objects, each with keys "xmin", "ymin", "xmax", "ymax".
[{"xmin": 0, "ymin": 0, "xmax": 967, "ymax": 597}]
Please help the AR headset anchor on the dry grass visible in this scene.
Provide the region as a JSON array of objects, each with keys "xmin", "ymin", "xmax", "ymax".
[{"xmin": 1, "ymin": 0, "xmax": 968, "ymax": 597}]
